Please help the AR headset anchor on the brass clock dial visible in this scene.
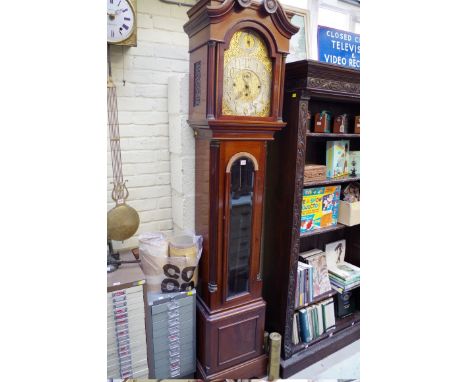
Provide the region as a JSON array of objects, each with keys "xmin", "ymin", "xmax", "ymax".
[{"xmin": 223, "ymin": 30, "xmax": 272, "ymax": 117}]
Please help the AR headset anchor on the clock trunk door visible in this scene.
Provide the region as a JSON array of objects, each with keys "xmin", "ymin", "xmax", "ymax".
[{"xmin": 220, "ymin": 141, "xmax": 265, "ymax": 308}]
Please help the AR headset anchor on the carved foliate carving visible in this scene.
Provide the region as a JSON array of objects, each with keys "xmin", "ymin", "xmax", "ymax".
[
  {"xmin": 307, "ymin": 77, "xmax": 360, "ymax": 94},
  {"xmin": 194, "ymin": 61, "xmax": 201, "ymax": 107},
  {"xmin": 283, "ymin": 98, "xmax": 309, "ymax": 359}
]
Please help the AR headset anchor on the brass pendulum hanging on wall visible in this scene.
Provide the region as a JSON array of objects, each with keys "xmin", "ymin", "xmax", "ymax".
[{"xmin": 107, "ymin": 45, "xmax": 140, "ymax": 271}]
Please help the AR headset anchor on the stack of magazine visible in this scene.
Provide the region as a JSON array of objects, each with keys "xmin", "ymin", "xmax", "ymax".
[
  {"xmin": 325, "ymin": 239, "xmax": 360, "ymax": 293},
  {"xmin": 292, "ymin": 297, "xmax": 336, "ymax": 345}
]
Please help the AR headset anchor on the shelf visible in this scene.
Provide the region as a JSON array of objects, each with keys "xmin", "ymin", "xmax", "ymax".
[
  {"xmin": 306, "ymin": 132, "xmax": 360, "ymax": 138},
  {"xmin": 295, "ymin": 289, "xmax": 337, "ymax": 311},
  {"xmin": 281, "ymin": 311, "xmax": 360, "ymax": 378},
  {"xmin": 300, "ymin": 223, "xmax": 347, "ymax": 238},
  {"xmin": 303, "ymin": 175, "xmax": 360, "ymax": 187},
  {"xmin": 292, "ymin": 311, "xmax": 360, "ymax": 354}
]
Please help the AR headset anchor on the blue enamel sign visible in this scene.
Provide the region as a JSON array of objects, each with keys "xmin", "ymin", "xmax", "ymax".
[{"xmin": 317, "ymin": 26, "xmax": 360, "ymax": 70}]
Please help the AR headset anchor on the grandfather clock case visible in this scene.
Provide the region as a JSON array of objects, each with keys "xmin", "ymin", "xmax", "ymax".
[{"xmin": 184, "ymin": 0, "xmax": 298, "ymax": 380}]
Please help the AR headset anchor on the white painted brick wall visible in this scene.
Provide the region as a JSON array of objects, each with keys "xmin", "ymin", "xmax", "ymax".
[
  {"xmin": 168, "ymin": 74, "xmax": 195, "ymax": 234},
  {"xmin": 108, "ymin": 0, "xmax": 191, "ymax": 250}
]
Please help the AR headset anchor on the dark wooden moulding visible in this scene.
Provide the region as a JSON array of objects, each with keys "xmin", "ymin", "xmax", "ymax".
[
  {"xmin": 183, "ymin": 1, "xmax": 298, "ymax": 380},
  {"xmin": 262, "ymin": 60, "xmax": 360, "ymax": 378}
]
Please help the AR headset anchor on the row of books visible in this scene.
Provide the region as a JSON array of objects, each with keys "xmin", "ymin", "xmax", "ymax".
[
  {"xmin": 295, "ymin": 249, "xmax": 332, "ymax": 308},
  {"xmin": 292, "ymin": 298, "xmax": 336, "ymax": 345}
]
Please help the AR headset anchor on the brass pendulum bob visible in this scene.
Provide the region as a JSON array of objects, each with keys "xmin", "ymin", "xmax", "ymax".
[{"xmin": 107, "ymin": 183, "xmax": 140, "ymax": 241}]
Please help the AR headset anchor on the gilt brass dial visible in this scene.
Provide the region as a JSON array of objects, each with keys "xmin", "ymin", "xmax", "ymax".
[{"xmin": 223, "ymin": 30, "xmax": 272, "ymax": 117}]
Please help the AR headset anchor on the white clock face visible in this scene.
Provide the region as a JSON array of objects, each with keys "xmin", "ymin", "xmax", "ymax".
[{"xmin": 107, "ymin": 0, "xmax": 135, "ymax": 43}]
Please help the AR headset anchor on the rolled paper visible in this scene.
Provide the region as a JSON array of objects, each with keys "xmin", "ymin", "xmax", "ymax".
[{"xmin": 268, "ymin": 332, "xmax": 282, "ymax": 380}]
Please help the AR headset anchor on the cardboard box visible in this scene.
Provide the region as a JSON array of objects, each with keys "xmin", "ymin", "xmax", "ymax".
[
  {"xmin": 332, "ymin": 114, "xmax": 349, "ymax": 133},
  {"xmin": 338, "ymin": 201, "xmax": 360, "ymax": 226},
  {"xmin": 314, "ymin": 111, "xmax": 331, "ymax": 133},
  {"xmin": 354, "ymin": 116, "xmax": 360, "ymax": 134},
  {"xmin": 304, "ymin": 164, "xmax": 327, "ymax": 182}
]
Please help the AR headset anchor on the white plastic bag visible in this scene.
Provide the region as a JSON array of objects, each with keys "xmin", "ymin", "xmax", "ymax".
[{"xmin": 139, "ymin": 231, "xmax": 202, "ymax": 293}]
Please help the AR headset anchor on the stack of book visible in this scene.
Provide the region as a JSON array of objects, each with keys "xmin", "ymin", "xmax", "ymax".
[
  {"xmin": 295, "ymin": 262, "xmax": 313, "ymax": 308},
  {"xmin": 328, "ymin": 262, "xmax": 360, "ymax": 293},
  {"xmin": 325, "ymin": 239, "xmax": 360, "ymax": 293},
  {"xmin": 295, "ymin": 249, "xmax": 332, "ymax": 308},
  {"xmin": 292, "ymin": 298, "xmax": 336, "ymax": 345}
]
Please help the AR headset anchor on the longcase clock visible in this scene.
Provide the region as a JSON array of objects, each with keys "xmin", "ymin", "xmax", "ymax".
[{"xmin": 183, "ymin": 0, "xmax": 298, "ymax": 380}]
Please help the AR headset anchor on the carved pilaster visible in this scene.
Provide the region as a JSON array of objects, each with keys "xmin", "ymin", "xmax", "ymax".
[
  {"xmin": 208, "ymin": 141, "xmax": 220, "ymax": 297},
  {"xmin": 283, "ymin": 97, "xmax": 309, "ymax": 359}
]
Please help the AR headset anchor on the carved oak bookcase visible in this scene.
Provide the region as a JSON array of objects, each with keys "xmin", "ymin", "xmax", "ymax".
[
  {"xmin": 262, "ymin": 60, "xmax": 361, "ymax": 378},
  {"xmin": 183, "ymin": 0, "xmax": 297, "ymax": 380}
]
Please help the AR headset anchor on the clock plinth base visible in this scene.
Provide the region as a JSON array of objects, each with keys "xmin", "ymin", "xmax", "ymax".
[
  {"xmin": 196, "ymin": 354, "xmax": 268, "ymax": 381},
  {"xmin": 196, "ymin": 297, "xmax": 267, "ymax": 379}
]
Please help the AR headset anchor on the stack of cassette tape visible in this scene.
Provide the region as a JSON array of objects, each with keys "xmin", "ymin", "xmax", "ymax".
[{"xmin": 107, "ymin": 284, "xmax": 149, "ymax": 379}]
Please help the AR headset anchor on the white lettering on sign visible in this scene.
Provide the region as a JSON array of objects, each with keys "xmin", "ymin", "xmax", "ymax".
[
  {"xmin": 323, "ymin": 54, "xmax": 360, "ymax": 69},
  {"xmin": 326, "ymin": 30, "xmax": 352, "ymax": 41},
  {"xmin": 330, "ymin": 40, "xmax": 360, "ymax": 54}
]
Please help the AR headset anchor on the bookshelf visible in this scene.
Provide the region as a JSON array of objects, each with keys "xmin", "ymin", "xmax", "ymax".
[{"xmin": 262, "ymin": 60, "xmax": 360, "ymax": 378}]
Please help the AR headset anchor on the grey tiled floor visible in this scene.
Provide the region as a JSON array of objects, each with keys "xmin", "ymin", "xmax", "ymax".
[{"xmin": 288, "ymin": 339, "xmax": 360, "ymax": 380}]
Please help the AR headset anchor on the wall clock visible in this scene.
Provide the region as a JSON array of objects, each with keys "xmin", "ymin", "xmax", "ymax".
[
  {"xmin": 107, "ymin": 0, "xmax": 137, "ymax": 46},
  {"xmin": 184, "ymin": 0, "xmax": 298, "ymax": 380}
]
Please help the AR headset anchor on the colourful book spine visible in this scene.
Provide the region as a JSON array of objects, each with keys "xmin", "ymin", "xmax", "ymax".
[
  {"xmin": 298, "ymin": 309, "xmax": 312, "ymax": 343},
  {"xmin": 312, "ymin": 306, "xmax": 319, "ymax": 338}
]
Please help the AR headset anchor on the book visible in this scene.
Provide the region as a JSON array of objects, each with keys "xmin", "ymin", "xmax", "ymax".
[
  {"xmin": 330, "ymin": 282, "xmax": 360, "ymax": 294},
  {"xmin": 329, "ymin": 262, "xmax": 361, "ymax": 282},
  {"xmin": 349, "ymin": 151, "xmax": 360, "ymax": 176},
  {"xmin": 295, "ymin": 260, "xmax": 315, "ymax": 307},
  {"xmin": 329, "ymin": 273, "xmax": 360, "ymax": 286},
  {"xmin": 299, "ymin": 248, "xmax": 323, "ymax": 262},
  {"xmin": 322, "ymin": 298, "xmax": 336, "ymax": 331},
  {"xmin": 316, "ymin": 304, "xmax": 324, "ymax": 336},
  {"xmin": 306, "ymin": 251, "xmax": 332, "ymax": 298},
  {"xmin": 325, "ymin": 239, "xmax": 347, "ymax": 266},
  {"xmin": 325, "ymin": 239, "xmax": 360, "ymax": 290},
  {"xmin": 301, "ymin": 186, "xmax": 341, "ymax": 233},
  {"xmin": 312, "ymin": 306, "xmax": 319, "ymax": 338},
  {"xmin": 292, "ymin": 313, "xmax": 299, "ymax": 345},
  {"xmin": 326, "ymin": 140, "xmax": 350, "ymax": 178},
  {"xmin": 298, "ymin": 309, "xmax": 312, "ymax": 343}
]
